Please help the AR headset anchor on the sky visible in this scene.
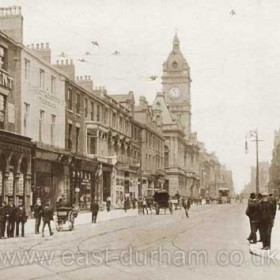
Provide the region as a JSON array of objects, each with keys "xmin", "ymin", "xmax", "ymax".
[{"xmin": 2, "ymin": 0, "xmax": 280, "ymax": 193}]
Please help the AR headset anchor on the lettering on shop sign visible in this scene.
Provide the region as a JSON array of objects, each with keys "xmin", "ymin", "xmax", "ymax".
[
  {"xmin": 39, "ymin": 90, "xmax": 63, "ymax": 110},
  {"xmin": 0, "ymin": 69, "xmax": 13, "ymax": 90}
]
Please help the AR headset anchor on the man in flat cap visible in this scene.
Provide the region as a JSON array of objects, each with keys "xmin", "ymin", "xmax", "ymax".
[{"xmin": 259, "ymin": 192, "xmax": 276, "ymax": 250}]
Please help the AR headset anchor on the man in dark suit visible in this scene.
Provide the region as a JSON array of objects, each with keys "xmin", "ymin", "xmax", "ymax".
[
  {"xmin": 33, "ymin": 200, "xmax": 42, "ymax": 234},
  {"xmin": 246, "ymin": 192, "xmax": 260, "ymax": 244},
  {"xmin": 4, "ymin": 201, "xmax": 15, "ymax": 238},
  {"xmin": 91, "ymin": 200, "xmax": 99, "ymax": 223},
  {"xmin": 0, "ymin": 203, "xmax": 5, "ymax": 238},
  {"xmin": 15, "ymin": 204, "xmax": 27, "ymax": 237},
  {"xmin": 259, "ymin": 192, "xmax": 276, "ymax": 250},
  {"xmin": 42, "ymin": 204, "xmax": 54, "ymax": 237}
]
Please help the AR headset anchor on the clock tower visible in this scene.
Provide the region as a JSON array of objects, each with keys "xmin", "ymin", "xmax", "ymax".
[{"xmin": 162, "ymin": 34, "xmax": 192, "ymax": 138}]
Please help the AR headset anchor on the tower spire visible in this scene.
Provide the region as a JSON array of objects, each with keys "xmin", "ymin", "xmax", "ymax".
[{"xmin": 173, "ymin": 33, "xmax": 180, "ymax": 50}]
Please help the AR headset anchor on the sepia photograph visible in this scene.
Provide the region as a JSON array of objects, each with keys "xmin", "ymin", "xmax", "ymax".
[{"xmin": 0, "ymin": 0, "xmax": 280, "ymax": 279}]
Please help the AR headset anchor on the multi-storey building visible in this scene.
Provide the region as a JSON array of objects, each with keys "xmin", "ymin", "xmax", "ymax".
[
  {"xmin": 134, "ymin": 96, "xmax": 165, "ymax": 197},
  {"xmin": 152, "ymin": 36, "xmax": 200, "ymax": 197},
  {"xmin": 0, "ymin": 8, "xmax": 33, "ymax": 209}
]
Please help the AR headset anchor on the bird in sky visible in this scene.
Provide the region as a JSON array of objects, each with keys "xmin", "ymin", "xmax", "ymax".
[
  {"xmin": 112, "ymin": 51, "xmax": 120, "ymax": 56},
  {"xmin": 230, "ymin": 9, "xmax": 236, "ymax": 16},
  {"xmin": 91, "ymin": 41, "xmax": 99, "ymax": 47},
  {"xmin": 149, "ymin": 75, "xmax": 157, "ymax": 81},
  {"xmin": 84, "ymin": 51, "xmax": 91, "ymax": 55},
  {"xmin": 78, "ymin": 58, "xmax": 87, "ymax": 63},
  {"xmin": 59, "ymin": 52, "xmax": 66, "ymax": 57}
]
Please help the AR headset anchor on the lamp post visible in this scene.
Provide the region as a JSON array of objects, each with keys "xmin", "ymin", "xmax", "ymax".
[{"xmin": 245, "ymin": 129, "xmax": 263, "ymax": 195}]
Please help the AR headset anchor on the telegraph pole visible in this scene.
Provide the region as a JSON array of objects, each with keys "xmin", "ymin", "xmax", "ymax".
[{"xmin": 246, "ymin": 129, "xmax": 263, "ymax": 195}]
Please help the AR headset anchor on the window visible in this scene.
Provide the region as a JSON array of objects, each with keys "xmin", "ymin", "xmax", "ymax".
[
  {"xmin": 87, "ymin": 129, "xmax": 97, "ymax": 154},
  {"xmin": 90, "ymin": 101, "xmax": 94, "ymax": 121},
  {"xmin": 68, "ymin": 123, "xmax": 72, "ymax": 150},
  {"xmin": 51, "ymin": 76, "xmax": 56, "ymax": 94},
  {"xmin": 76, "ymin": 127, "xmax": 80, "ymax": 152},
  {"xmin": 96, "ymin": 105, "xmax": 100, "ymax": 121},
  {"xmin": 76, "ymin": 93, "xmax": 80, "ymax": 114},
  {"xmin": 112, "ymin": 112, "xmax": 116, "ymax": 128},
  {"xmin": 23, "ymin": 103, "xmax": 30, "ymax": 136},
  {"xmin": 68, "ymin": 89, "xmax": 73, "ymax": 110},
  {"xmin": 39, "ymin": 110, "xmax": 44, "ymax": 142},
  {"xmin": 24, "ymin": 59, "xmax": 30, "ymax": 80},
  {"xmin": 85, "ymin": 98, "xmax": 88, "ymax": 118},
  {"xmin": 0, "ymin": 94, "xmax": 6, "ymax": 129},
  {"xmin": 51, "ymin": 114, "xmax": 56, "ymax": 145},
  {"xmin": 39, "ymin": 69, "xmax": 45, "ymax": 89},
  {"xmin": 0, "ymin": 46, "xmax": 8, "ymax": 70}
]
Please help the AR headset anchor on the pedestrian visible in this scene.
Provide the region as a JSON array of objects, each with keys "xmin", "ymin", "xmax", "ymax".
[
  {"xmin": 42, "ymin": 203, "xmax": 54, "ymax": 237},
  {"xmin": 124, "ymin": 197, "xmax": 129, "ymax": 213},
  {"xmin": 143, "ymin": 198, "xmax": 148, "ymax": 215},
  {"xmin": 33, "ymin": 199, "xmax": 42, "ymax": 234},
  {"xmin": 182, "ymin": 198, "xmax": 190, "ymax": 218},
  {"xmin": 245, "ymin": 193, "xmax": 260, "ymax": 244},
  {"xmin": 4, "ymin": 201, "xmax": 15, "ymax": 238},
  {"xmin": 15, "ymin": 204, "xmax": 27, "ymax": 237},
  {"xmin": 138, "ymin": 198, "xmax": 143, "ymax": 215},
  {"xmin": 106, "ymin": 197, "xmax": 111, "ymax": 212},
  {"xmin": 169, "ymin": 200, "xmax": 173, "ymax": 214},
  {"xmin": 91, "ymin": 200, "xmax": 99, "ymax": 223},
  {"xmin": 259, "ymin": 192, "xmax": 276, "ymax": 250},
  {"xmin": 0, "ymin": 203, "xmax": 5, "ymax": 238},
  {"xmin": 132, "ymin": 198, "xmax": 137, "ymax": 209}
]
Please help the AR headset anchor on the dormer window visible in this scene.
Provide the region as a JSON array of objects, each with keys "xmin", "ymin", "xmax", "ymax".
[{"xmin": 172, "ymin": 61, "xmax": 178, "ymax": 69}]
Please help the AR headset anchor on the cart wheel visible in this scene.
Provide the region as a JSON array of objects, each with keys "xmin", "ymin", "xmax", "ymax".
[{"xmin": 56, "ymin": 223, "xmax": 63, "ymax": 232}]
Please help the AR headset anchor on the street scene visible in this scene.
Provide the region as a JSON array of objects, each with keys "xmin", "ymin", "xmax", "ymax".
[{"xmin": 1, "ymin": 0, "xmax": 280, "ymax": 279}]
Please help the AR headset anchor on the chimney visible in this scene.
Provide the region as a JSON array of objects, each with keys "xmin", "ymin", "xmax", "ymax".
[
  {"xmin": 54, "ymin": 59, "xmax": 75, "ymax": 80},
  {"xmin": 75, "ymin": 75, "xmax": 93, "ymax": 92},
  {"xmin": 0, "ymin": 6, "xmax": 23, "ymax": 43},
  {"xmin": 27, "ymin": 42, "xmax": 51, "ymax": 64}
]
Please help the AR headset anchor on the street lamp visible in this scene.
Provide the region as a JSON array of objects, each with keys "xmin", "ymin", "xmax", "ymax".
[{"xmin": 245, "ymin": 128, "xmax": 263, "ymax": 195}]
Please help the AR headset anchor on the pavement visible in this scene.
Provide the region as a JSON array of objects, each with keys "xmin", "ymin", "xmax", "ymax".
[
  {"xmin": 249, "ymin": 209, "xmax": 280, "ymax": 260},
  {"xmin": 2, "ymin": 203, "xmax": 280, "ymax": 280},
  {"xmin": 18, "ymin": 208, "xmax": 139, "ymax": 236}
]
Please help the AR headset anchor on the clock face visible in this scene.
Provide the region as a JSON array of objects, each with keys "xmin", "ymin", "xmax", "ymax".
[{"xmin": 169, "ymin": 87, "xmax": 181, "ymax": 99}]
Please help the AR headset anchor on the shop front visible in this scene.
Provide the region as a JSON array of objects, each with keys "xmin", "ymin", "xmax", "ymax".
[{"xmin": 0, "ymin": 130, "xmax": 33, "ymax": 212}]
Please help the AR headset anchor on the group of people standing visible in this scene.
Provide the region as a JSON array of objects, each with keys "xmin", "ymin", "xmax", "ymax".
[
  {"xmin": 32, "ymin": 200, "xmax": 54, "ymax": 237},
  {"xmin": 246, "ymin": 192, "xmax": 277, "ymax": 250},
  {"xmin": 0, "ymin": 201, "xmax": 27, "ymax": 238}
]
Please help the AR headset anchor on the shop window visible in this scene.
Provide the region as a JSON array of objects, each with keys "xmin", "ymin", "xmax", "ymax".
[{"xmin": 0, "ymin": 46, "xmax": 8, "ymax": 71}]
